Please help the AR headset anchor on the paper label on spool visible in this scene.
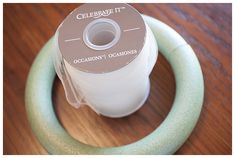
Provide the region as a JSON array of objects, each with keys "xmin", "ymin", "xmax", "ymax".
[{"xmin": 57, "ymin": 3, "xmax": 146, "ymax": 73}]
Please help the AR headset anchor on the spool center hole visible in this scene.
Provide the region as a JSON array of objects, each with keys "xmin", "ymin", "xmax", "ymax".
[
  {"xmin": 84, "ymin": 19, "xmax": 121, "ymax": 50},
  {"xmin": 87, "ymin": 22, "xmax": 116, "ymax": 46}
]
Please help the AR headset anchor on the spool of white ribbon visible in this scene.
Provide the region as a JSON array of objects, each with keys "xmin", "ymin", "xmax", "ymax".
[{"xmin": 52, "ymin": 4, "xmax": 158, "ymax": 117}]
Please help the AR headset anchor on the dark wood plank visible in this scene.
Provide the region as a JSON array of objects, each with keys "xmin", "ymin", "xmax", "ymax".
[{"xmin": 3, "ymin": 3, "xmax": 232, "ymax": 155}]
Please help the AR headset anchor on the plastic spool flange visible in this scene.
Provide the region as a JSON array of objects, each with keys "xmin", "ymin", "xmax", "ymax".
[{"xmin": 25, "ymin": 15, "xmax": 204, "ymax": 154}]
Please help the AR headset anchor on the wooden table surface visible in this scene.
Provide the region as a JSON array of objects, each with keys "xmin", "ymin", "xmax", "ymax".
[{"xmin": 3, "ymin": 3, "xmax": 232, "ymax": 155}]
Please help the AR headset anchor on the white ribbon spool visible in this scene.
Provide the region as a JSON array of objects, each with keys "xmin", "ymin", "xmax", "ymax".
[{"xmin": 52, "ymin": 4, "xmax": 158, "ymax": 117}]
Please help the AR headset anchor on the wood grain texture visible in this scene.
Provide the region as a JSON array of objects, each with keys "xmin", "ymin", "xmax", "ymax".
[{"xmin": 3, "ymin": 3, "xmax": 232, "ymax": 155}]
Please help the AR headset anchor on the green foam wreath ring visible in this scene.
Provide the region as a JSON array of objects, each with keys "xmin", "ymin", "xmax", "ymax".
[{"xmin": 25, "ymin": 15, "xmax": 204, "ymax": 154}]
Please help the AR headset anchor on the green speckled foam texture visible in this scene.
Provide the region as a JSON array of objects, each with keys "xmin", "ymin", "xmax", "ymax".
[{"xmin": 25, "ymin": 15, "xmax": 204, "ymax": 154}]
